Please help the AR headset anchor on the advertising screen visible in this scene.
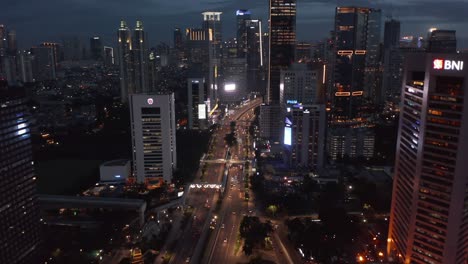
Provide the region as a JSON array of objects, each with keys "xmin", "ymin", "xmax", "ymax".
[
  {"xmin": 284, "ymin": 127, "xmax": 292, "ymax": 146},
  {"xmin": 198, "ymin": 104, "xmax": 206, "ymax": 119}
]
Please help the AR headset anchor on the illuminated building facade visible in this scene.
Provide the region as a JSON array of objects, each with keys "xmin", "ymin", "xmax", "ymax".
[
  {"xmin": 280, "ymin": 63, "xmax": 323, "ymax": 106},
  {"xmin": 286, "ymin": 104, "xmax": 325, "ymax": 171},
  {"xmin": 387, "ymin": 53, "xmax": 468, "ymax": 264},
  {"xmin": 268, "ymin": 0, "xmax": 296, "ymax": 104},
  {"xmin": 130, "ymin": 93, "xmax": 177, "ymax": 185},
  {"xmin": 0, "ymin": 87, "xmax": 41, "ymax": 263},
  {"xmin": 332, "ymin": 7, "xmax": 381, "ymax": 119}
]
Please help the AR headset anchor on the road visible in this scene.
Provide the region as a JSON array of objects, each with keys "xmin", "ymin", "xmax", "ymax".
[
  {"xmin": 154, "ymin": 98, "xmax": 263, "ymax": 264},
  {"xmin": 204, "ymin": 102, "xmax": 259, "ymax": 264}
]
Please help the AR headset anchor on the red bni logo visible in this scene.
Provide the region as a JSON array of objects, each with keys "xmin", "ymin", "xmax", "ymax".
[
  {"xmin": 433, "ymin": 59, "xmax": 444, "ymax": 70},
  {"xmin": 147, "ymin": 98, "xmax": 154, "ymax": 105}
]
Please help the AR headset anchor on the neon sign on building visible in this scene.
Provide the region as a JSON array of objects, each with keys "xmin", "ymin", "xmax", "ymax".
[{"xmin": 433, "ymin": 59, "xmax": 464, "ymax": 71}]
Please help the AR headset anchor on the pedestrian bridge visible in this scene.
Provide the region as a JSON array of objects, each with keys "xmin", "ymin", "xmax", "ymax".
[{"xmin": 189, "ymin": 183, "xmax": 222, "ymax": 189}]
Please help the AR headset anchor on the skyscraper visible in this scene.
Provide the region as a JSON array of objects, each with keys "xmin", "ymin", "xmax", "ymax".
[
  {"xmin": 103, "ymin": 46, "xmax": 114, "ymax": 66},
  {"xmin": 332, "ymin": 7, "xmax": 381, "ymax": 119},
  {"xmin": 187, "ymin": 78, "xmax": 207, "ymax": 130},
  {"xmin": 130, "ymin": 93, "xmax": 177, "ymax": 185},
  {"xmin": 285, "ymin": 104, "xmax": 326, "ymax": 171},
  {"xmin": 427, "ymin": 29, "xmax": 457, "ymax": 53},
  {"xmin": 245, "ymin": 19, "xmax": 264, "ymax": 95},
  {"xmin": 0, "ymin": 87, "xmax": 41, "ymax": 263},
  {"xmin": 174, "ymin": 27, "xmax": 183, "ymax": 50},
  {"xmin": 31, "ymin": 46, "xmax": 57, "ymax": 81},
  {"xmin": 382, "ymin": 19, "xmax": 403, "ymax": 101},
  {"xmin": 90, "ymin": 36, "xmax": 103, "ymax": 61},
  {"xmin": 201, "ymin": 11, "xmax": 222, "ymax": 54},
  {"xmin": 268, "ymin": 0, "xmax": 296, "ymax": 104},
  {"xmin": 132, "ymin": 21, "xmax": 149, "ymax": 93},
  {"xmin": 236, "ymin": 9, "xmax": 251, "ymax": 58},
  {"xmin": 387, "ymin": 53, "xmax": 468, "ymax": 263},
  {"xmin": 117, "ymin": 20, "xmax": 134, "ymax": 102},
  {"xmin": 280, "ymin": 63, "xmax": 323, "ymax": 105}
]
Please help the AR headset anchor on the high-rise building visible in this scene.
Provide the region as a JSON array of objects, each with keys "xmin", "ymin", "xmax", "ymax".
[
  {"xmin": 236, "ymin": 9, "xmax": 251, "ymax": 58},
  {"xmin": 103, "ymin": 46, "xmax": 114, "ymax": 66},
  {"xmin": 1, "ymin": 55, "xmax": 17, "ymax": 85},
  {"xmin": 130, "ymin": 93, "xmax": 177, "ymax": 185},
  {"xmin": 245, "ymin": 19, "xmax": 264, "ymax": 95},
  {"xmin": 332, "ymin": 7, "xmax": 381, "ymax": 119},
  {"xmin": 220, "ymin": 56, "xmax": 247, "ymax": 103},
  {"xmin": 90, "ymin": 36, "xmax": 103, "ymax": 61},
  {"xmin": 40, "ymin": 42, "xmax": 61, "ymax": 67},
  {"xmin": 280, "ymin": 63, "xmax": 323, "ymax": 106},
  {"xmin": 17, "ymin": 50, "xmax": 35, "ymax": 83},
  {"xmin": 382, "ymin": 19, "xmax": 403, "ymax": 101},
  {"xmin": 268, "ymin": 0, "xmax": 296, "ymax": 104},
  {"xmin": 187, "ymin": 78, "xmax": 207, "ymax": 129},
  {"xmin": 132, "ymin": 21, "xmax": 149, "ymax": 93},
  {"xmin": 0, "ymin": 25, "xmax": 6, "ymax": 56},
  {"xmin": 7, "ymin": 29, "xmax": 17, "ymax": 55},
  {"xmin": 427, "ymin": 29, "xmax": 457, "ymax": 53},
  {"xmin": 0, "ymin": 87, "xmax": 41, "ymax": 264},
  {"xmin": 61, "ymin": 36, "xmax": 84, "ymax": 61},
  {"xmin": 117, "ymin": 20, "xmax": 134, "ymax": 102},
  {"xmin": 295, "ymin": 42, "xmax": 312, "ymax": 63},
  {"xmin": 327, "ymin": 126, "xmax": 375, "ymax": 161},
  {"xmin": 387, "ymin": 53, "xmax": 468, "ymax": 264},
  {"xmin": 259, "ymin": 104, "xmax": 282, "ymax": 142},
  {"xmin": 173, "ymin": 27, "xmax": 183, "ymax": 50},
  {"xmin": 31, "ymin": 46, "xmax": 56, "ymax": 81},
  {"xmin": 285, "ymin": 104, "xmax": 326, "ymax": 171},
  {"xmin": 186, "ymin": 27, "xmax": 215, "ymax": 101},
  {"xmin": 202, "ymin": 11, "xmax": 222, "ymax": 55}
]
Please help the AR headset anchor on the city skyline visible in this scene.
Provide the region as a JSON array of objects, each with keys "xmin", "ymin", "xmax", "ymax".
[{"xmin": 5, "ymin": 0, "xmax": 468, "ymax": 49}]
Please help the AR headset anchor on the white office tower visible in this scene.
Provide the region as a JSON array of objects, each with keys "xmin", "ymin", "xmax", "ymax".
[
  {"xmin": 285, "ymin": 104, "xmax": 326, "ymax": 171},
  {"xmin": 130, "ymin": 93, "xmax": 177, "ymax": 185}
]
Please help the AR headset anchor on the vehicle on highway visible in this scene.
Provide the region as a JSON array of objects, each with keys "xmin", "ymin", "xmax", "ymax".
[
  {"xmin": 221, "ymin": 223, "xmax": 225, "ymax": 229},
  {"xmin": 185, "ymin": 257, "xmax": 191, "ymax": 262},
  {"xmin": 223, "ymin": 238, "xmax": 228, "ymax": 243}
]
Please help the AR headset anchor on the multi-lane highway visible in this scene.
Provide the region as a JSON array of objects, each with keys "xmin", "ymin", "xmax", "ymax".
[{"xmin": 155, "ymin": 98, "xmax": 262, "ymax": 264}]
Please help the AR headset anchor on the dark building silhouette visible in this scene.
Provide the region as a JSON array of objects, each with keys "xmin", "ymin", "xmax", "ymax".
[
  {"xmin": 427, "ymin": 29, "xmax": 457, "ymax": 53},
  {"xmin": 90, "ymin": 36, "xmax": 103, "ymax": 61},
  {"xmin": 382, "ymin": 19, "xmax": 403, "ymax": 101}
]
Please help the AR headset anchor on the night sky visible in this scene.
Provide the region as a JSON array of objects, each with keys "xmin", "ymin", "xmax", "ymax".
[{"xmin": 4, "ymin": 0, "xmax": 468, "ymax": 49}]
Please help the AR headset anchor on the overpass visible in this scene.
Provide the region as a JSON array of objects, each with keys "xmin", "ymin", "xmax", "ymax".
[{"xmin": 38, "ymin": 195, "xmax": 147, "ymax": 227}]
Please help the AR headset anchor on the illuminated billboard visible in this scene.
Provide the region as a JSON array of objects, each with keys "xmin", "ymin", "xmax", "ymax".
[
  {"xmin": 284, "ymin": 127, "xmax": 292, "ymax": 146},
  {"xmin": 198, "ymin": 104, "xmax": 206, "ymax": 119},
  {"xmin": 224, "ymin": 83, "xmax": 236, "ymax": 92}
]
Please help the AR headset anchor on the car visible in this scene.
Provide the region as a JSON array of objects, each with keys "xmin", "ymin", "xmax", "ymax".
[
  {"xmin": 221, "ymin": 223, "xmax": 225, "ymax": 229},
  {"xmin": 223, "ymin": 238, "xmax": 228, "ymax": 243},
  {"xmin": 185, "ymin": 257, "xmax": 191, "ymax": 262},
  {"xmin": 232, "ymin": 211, "xmax": 236, "ymax": 215}
]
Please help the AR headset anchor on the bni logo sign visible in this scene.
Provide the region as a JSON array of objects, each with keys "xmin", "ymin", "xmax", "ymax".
[
  {"xmin": 433, "ymin": 59, "xmax": 464, "ymax": 71},
  {"xmin": 147, "ymin": 98, "xmax": 154, "ymax": 105}
]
